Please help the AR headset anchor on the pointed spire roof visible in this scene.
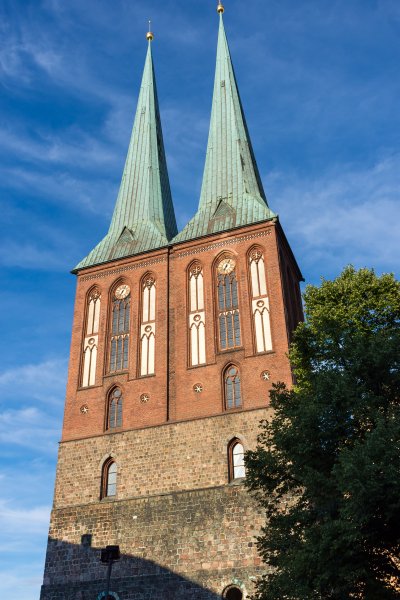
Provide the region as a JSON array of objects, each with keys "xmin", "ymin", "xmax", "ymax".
[
  {"xmin": 173, "ymin": 12, "xmax": 275, "ymax": 244},
  {"xmin": 75, "ymin": 39, "xmax": 177, "ymax": 271}
]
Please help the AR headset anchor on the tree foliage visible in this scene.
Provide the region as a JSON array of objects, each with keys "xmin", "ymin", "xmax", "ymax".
[{"xmin": 245, "ymin": 267, "xmax": 400, "ymax": 599}]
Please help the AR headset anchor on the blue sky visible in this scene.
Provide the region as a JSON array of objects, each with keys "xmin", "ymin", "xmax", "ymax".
[{"xmin": 0, "ymin": 0, "xmax": 399, "ymax": 598}]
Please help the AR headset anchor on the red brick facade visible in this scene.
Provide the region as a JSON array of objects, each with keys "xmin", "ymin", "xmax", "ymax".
[{"xmin": 62, "ymin": 220, "xmax": 302, "ymax": 441}]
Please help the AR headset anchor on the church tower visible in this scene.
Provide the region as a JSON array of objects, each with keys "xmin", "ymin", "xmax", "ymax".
[{"xmin": 41, "ymin": 6, "xmax": 303, "ymax": 600}]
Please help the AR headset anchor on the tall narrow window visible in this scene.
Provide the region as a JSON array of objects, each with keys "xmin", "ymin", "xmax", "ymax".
[
  {"xmin": 140, "ymin": 275, "xmax": 156, "ymax": 376},
  {"xmin": 224, "ymin": 365, "xmax": 242, "ymax": 410},
  {"xmin": 216, "ymin": 257, "xmax": 241, "ymax": 350},
  {"xmin": 109, "ymin": 284, "xmax": 130, "ymax": 373},
  {"xmin": 228, "ymin": 439, "xmax": 246, "ymax": 481},
  {"xmin": 249, "ymin": 248, "xmax": 272, "ymax": 353},
  {"xmin": 107, "ymin": 388, "xmax": 123, "ymax": 430},
  {"xmin": 101, "ymin": 459, "xmax": 117, "ymax": 499},
  {"xmin": 188, "ymin": 263, "xmax": 206, "ymax": 366},
  {"xmin": 81, "ymin": 289, "xmax": 101, "ymax": 387}
]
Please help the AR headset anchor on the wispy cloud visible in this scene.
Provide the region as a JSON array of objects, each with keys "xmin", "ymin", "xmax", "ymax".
[
  {"xmin": 0, "ymin": 500, "xmax": 50, "ymax": 534},
  {"xmin": 0, "ymin": 125, "xmax": 121, "ymax": 170},
  {"xmin": 0, "ymin": 568, "xmax": 45, "ymax": 600},
  {"xmin": 1, "ymin": 164, "xmax": 117, "ymax": 214},
  {"xmin": 0, "ymin": 359, "xmax": 65, "ymax": 454},
  {"xmin": 0, "ymin": 358, "xmax": 67, "ymax": 402},
  {"xmin": 0, "ymin": 241, "xmax": 69, "ymax": 271},
  {"xmin": 268, "ymin": 152, "xmax": 400, "ymax": 280},
  {"xmin": 0, "ymin": 406, "xmax": 60, "ymax": 452}
]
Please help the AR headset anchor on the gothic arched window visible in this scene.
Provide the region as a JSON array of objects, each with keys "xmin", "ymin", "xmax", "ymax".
[
  {"xmin": 81, "ymin": 288, "xmax": 101, "ymax": 387},
  {"xmin": 107, "ymin": 388, "xmax": 123, "ymax": 430},
  {"xmin": 228, "ymin": 439, "xmax": 246, "ymax": 481},
  {"xmin": 216, "ymin": 256, "xmax": 241, "ymax": 350},
  {"xmin": 101, "ymin": 458, "xmax": 117, "ymax": 499},
  {"xmin": 223, "ymin": 586, "xmax": 243, "ymax": 600},
  {"xmin": 188, "ymin": 262, "xmax": 206, "ymax": 366},
  {"xmin": 224, "ymin": 365, "xmax": 242, "ymax": 410},
  {"xmin": 249, "ymin": 248, "xmax": 272, "ymax": 353},
  {"xmin": 109, "ymin": 283, "xmax": 130, "ymax": 373},
  {"xmin": 140, "ymin": 275, "xmax": 156, "ymax": 376}
]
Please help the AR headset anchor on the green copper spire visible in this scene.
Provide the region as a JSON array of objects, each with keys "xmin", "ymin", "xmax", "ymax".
[
  {"xmin": 173, "ymin": 12, "xmax": 275, "ymax": 244},
  {"xmin": 75, "ymin": 38, "xmax": 177, "ymax": 271}
]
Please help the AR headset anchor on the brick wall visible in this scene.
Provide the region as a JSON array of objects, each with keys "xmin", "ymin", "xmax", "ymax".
[
  {"xmin": 54, "ymin": 408, "xmax": 271, "ymax": 508},
  {"xmin": 42, "ymin": 220, "xmax": 303, "ymax": 599},
  {"xmin": 42, "ymin": 485, "xmax": 267, "ymax": 600},
  {"xmin": 61, "ymin": 221, "xmax": 300, "ymax": 442}
]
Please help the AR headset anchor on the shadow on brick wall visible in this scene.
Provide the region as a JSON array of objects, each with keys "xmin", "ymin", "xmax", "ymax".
[{"xmin": 40, "ymin": 537, "xmax": 247, "ymax": 600}]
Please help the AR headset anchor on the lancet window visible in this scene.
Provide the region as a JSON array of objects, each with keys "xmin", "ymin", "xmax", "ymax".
[
  {"xmin": 249, "ymin": 248, "xmax": 273, "ymax": 353},
  {"xmin": 224, "ymin": 365, "xmax": 242, "ymax": 410},
  {"xmin": 140, "ymin": 275, "xmax": 156, "ymax": 376},
  {"xmin": 107, "ymin": 387, "xmax": 123, "ymax": 430},
  {"xmin": 81, "ymin": 288, "xmax": 101, "ymax": 387},
  {"xmin": 109, "ymin": 283, "xmax": 130, "ymax": 373},
  {"xmin": 228, "ymin": 439, "xmax": 246, "ymax": 481},
  {"xmin": 101, "ymin": 458, "xmax": 117, "ymax": 499},
  {"xmin": 188, "ymin": 263, "xmax": 206, "ymax": 366},
  {"xmin": 216, "ymin": 256, "xmax": 241, "ymax": 351}
]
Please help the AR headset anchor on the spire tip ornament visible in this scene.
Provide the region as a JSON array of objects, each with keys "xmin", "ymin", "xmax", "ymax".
[
  {"xmin": 217, "ymin": 2, "xmax": 225, "ymax": 14},
  {"xmin": 146, "ymin": 19, "xmax": 154, "ymax": 41}
]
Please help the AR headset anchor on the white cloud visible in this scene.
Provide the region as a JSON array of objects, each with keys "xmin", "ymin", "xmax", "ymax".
[
  {"xmin": 0, "ymin": 241, "xmax": 68, "ymax": 271},
  {"xmin": 0, "ymin": 359, "xmax": 65, "ymax": 453},
  {"xmin": 1, "ymin": 164, "xmax": 116, "ymax": 215},
  {"xmin": 0, "ymin": 500, "xmax": 50, "ymax": 534},
  {"xmin": 268, "ymin": 153, "xmax": 400, "ymax": 280},
  {"xmin": 0, "ymin": 406, "xmax": 60, "ymax": 452},
  {"xmin": 0, "ymin": 125, "xmax": 119, "ymax": 170},
  {"xmin": 0, "ymin": 568, "xmax": 44, "ymax": 600},
  {"xmin": 0, "ymin": 358, "xmax": 67, "ymax": 394},
  {"xmin": 0, "ymin": 358, "xmax": 67, "ymax": 418}
]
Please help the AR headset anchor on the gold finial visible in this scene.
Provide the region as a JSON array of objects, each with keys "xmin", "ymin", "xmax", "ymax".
[
  {"xmin": 217, "ymin": 2, "xmax": 225, "ymax": 14},
  {"xmin": 146, "ymin": 19, "xmax": 154, "ymax": 41}
]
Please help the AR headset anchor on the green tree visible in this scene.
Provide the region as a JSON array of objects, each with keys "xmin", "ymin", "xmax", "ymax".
[{"xmin": 245, "ymin": 267, "xmax": 400, "ymax": 599}]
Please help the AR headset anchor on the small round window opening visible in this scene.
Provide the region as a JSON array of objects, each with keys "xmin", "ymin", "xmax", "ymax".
[{"xmin": 223, "ymin": 586, "xmax": 243, "ymax": 600}]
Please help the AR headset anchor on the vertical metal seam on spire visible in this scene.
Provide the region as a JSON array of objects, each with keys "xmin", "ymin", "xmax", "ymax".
[
  {"xmin": 75, "ymin": 38, "xmax": 177, "ymax": 271},
  {"xmin": 172, "ymin": 10, "xmax": 275, "ymax": 245}
]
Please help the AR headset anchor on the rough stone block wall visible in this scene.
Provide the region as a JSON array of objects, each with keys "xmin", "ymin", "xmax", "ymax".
[
  {"xmin": 54, "ymin": 409, "xmax": 270, "ymax": 507},
  {"xmin": 41, "ymin": 486, "xmax": 266, "ymax": 600},
  {"xmin": 42, "ymin": 411, "xmax": 270, "ymax": 599}
]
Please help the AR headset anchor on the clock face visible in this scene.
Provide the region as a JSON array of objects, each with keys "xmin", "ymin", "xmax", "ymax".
[
  {"xmin": 115, "ymin": 284, "xmax": 130, "ymax": 300},
  {"xmin": 217, "ymin": 258, "xmax": 236, "ymax": 274}
]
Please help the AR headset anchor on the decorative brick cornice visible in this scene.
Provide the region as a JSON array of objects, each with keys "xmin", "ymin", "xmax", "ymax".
[
  {"xmin": 80, "ymin": 257, "xmax": 167, "ymax": 282},
  {"xmin": 175, "ymin": 229, "xmax": 272, "ymax": 259},
  {"xmin": 79, "ymin": 230, "xmax": 272, "ymax": 281}
]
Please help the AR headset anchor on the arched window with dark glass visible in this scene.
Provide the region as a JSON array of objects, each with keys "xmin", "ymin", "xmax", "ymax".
[
  {"xmin": 101, "ymin": 458, "xmax": 117, "ymax": 499},
  {"xmin": 107, "ymin": 388, "xmax": 123, "ymax": 430},
  {"xmin": 228, "ymin": 438, "xmax": 246, "ymax": 481},
  {"xmin": 216, "ymin": 256, "xmax": 241, "ymax": 350},
  {"xmin": 224, "ymin": 365, "xmax": 242, "ymax": 410},
  {"xmin": 223, "ymin": 585, "xmax": 243, "ymax": 600},
  {"xmin": 109, "ymin": 283, "xmax": 131, "ymax": 373}
]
